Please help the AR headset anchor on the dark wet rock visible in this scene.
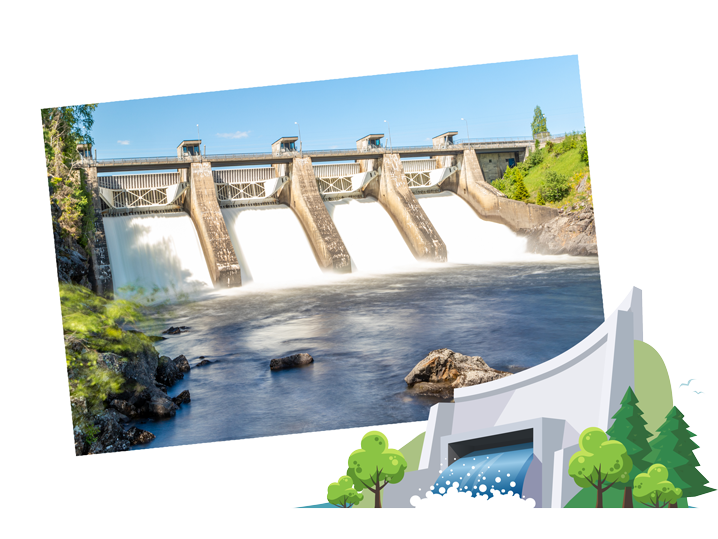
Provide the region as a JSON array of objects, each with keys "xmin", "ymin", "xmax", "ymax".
[
  {"xmin": 404, "ymin": 348, "xmax": 511, "ymax": 399},
  {"xmin": 520, "ymin": 205, "xmax": 597, "ymax": 256},
  {"xmin": 74, "ymin": 426, "xmax": 88, "ymax": 456},
  {"xmin": 199, "ymin": 356, "xmax": 205, "ymax": 359},
  {"xmin": 96, "ymin": 350, "xmax": 178, "ymax": 420},
  {"xmin": 162, "ymin": 326, "xmax": 191, "ymax": 335},
  {"xmin": 270, "ymin": 353, "xmax": 314, "ymax": 371},
  {"xmin": 86, "ymin": 409, "xmax": 132, "ymax": 454},
  {"xmin": 172, "ymin": 390, "xmax": 191, "ymax": 406},
  {"xmin": 110, "ymin": 399, "xmax": 139, "ymax": 418},
  {"xmin": 156, "ymin": 354, "xmax": 191, "ymax": 386},
  {"xmin": 148, "ymin": 335, "xmax": 166, "ymax": 342},
  {"xmin": 195, "ymin": 359, "xmax": 215, "ymax": 367},
  {"xmin": 126, "ymin": 426, "xmax": 155, "ymax": 446}
]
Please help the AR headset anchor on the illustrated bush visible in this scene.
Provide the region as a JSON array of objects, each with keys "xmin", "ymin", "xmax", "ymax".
[
  {"xmin": 346, "ymin": 431, "xmax": 407, "ymax": 508},
  {"xmin": 633, "ymin": 464, "xmax": 682, "ymax": 508},
  {"xmin": 606, "ymin": 387, "xmax": 654, "ymax": 507},
  {"xmin": 327, "ymin": 475, "xmax": 363, "ymax": 508},
  {"xmin": 568, "ymin": 427, "xmax": 633, "ymax": 508},
  {"xmin": 540, "ymin": 170, "xmax": 571, "ymax": 202}
]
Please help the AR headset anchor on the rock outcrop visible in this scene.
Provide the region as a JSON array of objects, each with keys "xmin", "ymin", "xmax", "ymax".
[
  {"xmin": 73, "ymin": 347, "xmax": 193, "ymax": 455},
  {"xmin": 404, "ymin": 348, "xmax": 511, "ymax": 399},
  {"xmin": 270, "ymin": 353, "xmax": 314, "ymax": 371},
  {"xmin": 521, "ymin": 205, "xmax": 597, "ymax": 256}
]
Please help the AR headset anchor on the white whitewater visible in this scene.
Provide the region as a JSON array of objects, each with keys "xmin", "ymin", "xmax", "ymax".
[
  {"xmin": 222, "ymin": 205, "xmax": 323, "ymax": 286},
  {"xmin": 103, "ymin": 213, "xmax": 213, "ymax": 296},
  {"xmin": 416, "ymin": 191, "xmax": 531, "ymax": 263},
  {"xmin": 324, "ymin": 197, "xmax": 418, "ymax": 272}
]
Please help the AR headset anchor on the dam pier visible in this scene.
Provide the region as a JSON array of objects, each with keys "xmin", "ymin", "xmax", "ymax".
[{"xmin": 76, "ymin": 133, "xmax": 559, "ymax": 295}]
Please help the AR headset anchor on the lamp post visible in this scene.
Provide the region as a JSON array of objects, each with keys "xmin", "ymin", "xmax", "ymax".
[
  {"xmin": 461, "ymin": 118, "xmax": 470, "ymax": 145},
  {"xmin": 295, "ymin": 122, "xmax": 302, "ymax": 155},
  {"xmin": 384, "ymin": 120, "xmax": 392, "ymax": 153},
  {"xmin": 196, "ymin": 124, "xmax": 201, "ymax": 158}
]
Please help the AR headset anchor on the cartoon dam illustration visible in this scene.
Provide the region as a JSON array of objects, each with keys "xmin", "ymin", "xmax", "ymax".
[{"xmin": 384, "ymin": 287, "xmax": 646, "ymax": 507}]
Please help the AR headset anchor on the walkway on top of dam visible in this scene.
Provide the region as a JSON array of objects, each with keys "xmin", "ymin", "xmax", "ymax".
[{"xmin": 76, "ymin": 137, "xmax": 534, "ymax": 173}]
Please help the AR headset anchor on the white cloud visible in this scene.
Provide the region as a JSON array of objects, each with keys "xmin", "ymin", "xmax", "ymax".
[
  {"xmin": 217, "ymin": 131, "xmax": 250, "ymax": 139},
  {"xmin": 117, "ymin": 140, "xmax": 130, "ymax": 145}
]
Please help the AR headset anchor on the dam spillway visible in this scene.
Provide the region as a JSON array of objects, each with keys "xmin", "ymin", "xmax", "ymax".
[
  {"xmin": 323, "ymin": 197, "xmax": 418, "ymax": 273},
  {"xmin": 103, "ymin": 212, "xmax": 213, "ymax": 296},
  {"xmin": 415, "ymin": 192, "xmax": 530, "ymax": 264},
  {"xmin": 222, "ymin": 205, "xmax": 324, "ymax": 287}
]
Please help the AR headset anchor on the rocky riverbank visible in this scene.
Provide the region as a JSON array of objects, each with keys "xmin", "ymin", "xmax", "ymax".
[
  {"xmin": 71, "ymin": 340, "xmax": 193, "ymax": 455},
  {"xmin": 520, "ymin": 205, "xmax": 597, "ymax": 256}
]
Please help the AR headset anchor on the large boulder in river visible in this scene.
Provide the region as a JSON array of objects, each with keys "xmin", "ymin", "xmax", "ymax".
[
  {"xmin": 404, "ymin": 348, "xmax": 511, "ymax": 398},
  {"xmin": 270, "ymin": 353, "xmax": 314, "ymax": 371}
]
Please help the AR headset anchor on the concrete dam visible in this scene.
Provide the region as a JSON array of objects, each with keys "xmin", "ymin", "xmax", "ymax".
[{"xmin": 75, "ymin": 132, "xmax": 559, "ymax": 295}]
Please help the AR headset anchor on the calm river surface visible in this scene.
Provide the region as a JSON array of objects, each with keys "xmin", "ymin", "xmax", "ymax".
[{"xmin": 134, "ymin": 259, "xmax": 603, "ymax": 449}]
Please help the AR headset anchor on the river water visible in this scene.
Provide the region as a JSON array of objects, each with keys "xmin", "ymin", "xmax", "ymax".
[{"xmin": 134, "ymin": 259, "xmax": 603, "ymax": 449}]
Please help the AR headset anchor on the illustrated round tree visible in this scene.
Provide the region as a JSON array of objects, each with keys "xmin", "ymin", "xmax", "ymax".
[
  {"xmin": 346, "ymin": 431, "xmax": 407, "ymax": 508},
  {"xmin": 606, "ymin": 386, "xmax": 654, "ymax": 507},
  {"xmin": 327, "ymin": 475, "xmax": 363, "ymax": 508},
  {"xmin": 633, "ymin": 463, "xmax": 682, "ymax": 508},
  {"xmin": 568, "ymin": 427, "xmax": 633, "ymax": 508},
  {"xmin": 646, "ymin": 406, "xmax": 714, "ymax": 500}
]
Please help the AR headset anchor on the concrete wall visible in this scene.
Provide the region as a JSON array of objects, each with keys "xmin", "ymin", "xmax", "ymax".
[
  {"xmin": 441, "ymin": 149, "xmax": 558, "ymax": 232},
  {"xmin": 476, "ymin": 151, "xmax": 523, "ymax": 183},
  {"xmin": 84, "ymin": 167, "xmax": 114, "ymax": 296},
  {"xmin": 278, "ymin": 157, "xmax": 352, "ymax": 273},
  {"xmin": 362, "ymin": 154, "xmax": 447, "ymax": 262},
  {"xmin": 382, "ymin": 287, "xmax": 642, "ymax": 508},
  {"xmin": 183, "ymin": 162, "xmax": 242, "ymax": 287}
]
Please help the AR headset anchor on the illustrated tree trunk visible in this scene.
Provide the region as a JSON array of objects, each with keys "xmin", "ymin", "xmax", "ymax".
[
  {"xmin": 375, "ymin": 478, "xmax": 382, "ymax": 508},
  {"xmin": 622, "ymin": 486, "xmax": 633, "ymax": 508},
  {"xmin": 596, "ymin": 486, "xmax": 603, "ymax": 508},
  {"xmin": 669, "ymin": 502, "xmax": 678, "ymax": 508}
]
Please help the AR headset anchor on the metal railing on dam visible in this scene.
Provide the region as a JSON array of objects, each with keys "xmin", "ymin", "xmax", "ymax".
[{"xmin": 74, "ymin": 138, "xmax": 536, "ymax": 172}]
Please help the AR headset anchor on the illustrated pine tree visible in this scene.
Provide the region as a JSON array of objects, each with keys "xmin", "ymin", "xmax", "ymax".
[
  {"xmin": 646, "ymin": 406, "xmax": 715, "ymax": 501},
  {"xmin": 568, "ymin": 427, "xmax": 633, "ymax": 508},
  {"xmin": 346, "ymin": 431, "xmax": 407, "ymax": 508},
  {"xmin": 606, "ymin": 387, "xmax": 654, "ymax": 507}
]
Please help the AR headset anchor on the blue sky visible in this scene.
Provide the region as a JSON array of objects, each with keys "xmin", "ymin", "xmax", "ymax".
[{"xmin": 91, "ymin": 55, "xmax": 585, "ymax": 159}]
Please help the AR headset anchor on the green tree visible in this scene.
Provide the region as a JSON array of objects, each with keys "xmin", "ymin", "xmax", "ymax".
[
  {"xmin": 540, "ymin": 170, "xmax": 571, "ymax": 203},
  {"xmin": 41, "ymin": 105, "xmax": 98, "ymax": 245},
  {"xmin": 327, "ymin": 475, "xmax": 363, "ymax": 508},
  {"xmin": 568, "ymin": 427, "xmax": 633, "ymax": 508},
  {"xmin": 646, "ymin": 406, "xmax": 715, "ymax": 499},
  {"xmin": 512, "ymin": 170, "xmax": 529, "ymax": 202},
  {"xmin": 606, "ymin": 387, "xmax": 654, "ymax": 507},
  {"xmin": 633, "ymin": 464, "xmax": 682, "ymax": 508},
  {"xmin": 536, "ymin": 192, "xmax": 545, "ymax": 205},
  {"xmin": 346, "ymin": 431, "xmax": 407, "ymax": 508},
  {"xmin": 531, "ymin": 106, "xmax": 548, "ymax": 136},
  {"xmin": 579, "ymin": 132, "xmax": 589, "ymax": 164}
]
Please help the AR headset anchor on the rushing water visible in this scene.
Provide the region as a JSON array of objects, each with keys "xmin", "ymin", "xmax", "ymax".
[
  {"xmin": 103, "ymin": 213, "xmax": 213, "ymax": 295},
  {"xmin": 133, "ymin": 259, "xmax": 603, "ymax": 449},
  {"xmin": 432, "ymin": 442, "xmax": 534, "ymax": 498}
]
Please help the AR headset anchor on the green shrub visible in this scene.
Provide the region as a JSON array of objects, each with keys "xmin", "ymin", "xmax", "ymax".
[
  {"xmin": 534, "ymin": 138, "xmax": 540, "ymax": 150},
  {"xmin": 536, "ymin": 191, "xmax": 545, "ymax": 205},
  {"xmin": 579, "ymin": 133, "xmax": 589, "ymax": 164},
  {"xmin": 546, "ymin": 141, "xmax": 555, "ymax": 152},
  {"xmin": 526, "ymin": 148, "xmax": 545, "ymax": 168},
  {"xmin": 540, "ymin": 170, "xmax": 571, "ymax": 202}
]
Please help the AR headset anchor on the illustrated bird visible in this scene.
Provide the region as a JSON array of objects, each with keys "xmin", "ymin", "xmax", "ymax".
[
  {"xmin": 679, "ymin": 379, "xmax": 696, "ymax": 387},
  {"xmin": 694, "ymin": 391, "xmax": 704, "ymax": 395}
]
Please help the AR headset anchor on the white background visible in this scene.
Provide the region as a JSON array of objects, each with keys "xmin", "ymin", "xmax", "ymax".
[{"xmin": 2, "ymin": 0, "xmax": 716, "ymax": 535}]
